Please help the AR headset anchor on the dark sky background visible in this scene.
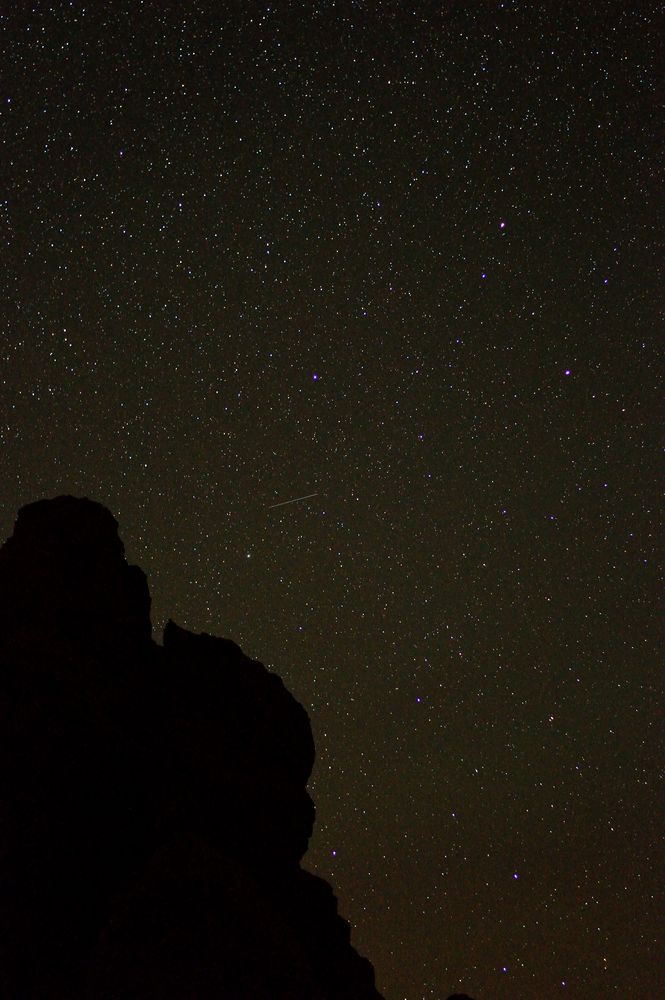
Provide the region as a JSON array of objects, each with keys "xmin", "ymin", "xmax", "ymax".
[{"xmin": 2, "ymin": 2, "xmax": 662, "ymax": 998}]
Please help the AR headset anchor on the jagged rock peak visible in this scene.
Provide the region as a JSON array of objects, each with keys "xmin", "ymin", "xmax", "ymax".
[
  {"xmin": 0, "ymin": 494, "xmax": 151, "ymax": 650},
  {"xmin": 0, "ymin": 497, "xmax": 385, "ymax": 999}
]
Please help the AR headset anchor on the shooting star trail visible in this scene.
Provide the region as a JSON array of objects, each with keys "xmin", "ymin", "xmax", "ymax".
[{"xmin": 267, "ymin": 492, "xmax": 319, "ymax": 510}]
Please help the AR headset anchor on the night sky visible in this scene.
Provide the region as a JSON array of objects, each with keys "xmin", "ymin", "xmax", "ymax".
[{"xmin": 2, "ymin": 3, "xmax": 662, "ymax": 998}]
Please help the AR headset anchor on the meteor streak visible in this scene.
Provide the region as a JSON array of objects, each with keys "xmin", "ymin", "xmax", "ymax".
[{"xmin": 267, "ymin": 492, "xmax": 319, "ymax": 509}]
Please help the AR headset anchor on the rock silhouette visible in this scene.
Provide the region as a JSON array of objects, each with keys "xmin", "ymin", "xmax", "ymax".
[{"xmin": 0, "ymin": 496, "xmax": 383, "ymax": 999}]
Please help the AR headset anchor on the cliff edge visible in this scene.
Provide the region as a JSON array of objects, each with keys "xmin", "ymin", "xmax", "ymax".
[{"xmin": 0, "ymin": 495, "xmax": 383, "ymax": 999}]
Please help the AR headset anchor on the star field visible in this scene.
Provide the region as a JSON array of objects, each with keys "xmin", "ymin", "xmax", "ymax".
[{"xmin": 1, "ymin": 3, "xmax": 662, "ymax": 998}]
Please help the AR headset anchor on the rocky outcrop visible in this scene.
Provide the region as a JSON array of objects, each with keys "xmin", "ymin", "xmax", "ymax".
[{"xmin": 0, "ymin": 496, "xmax": 383, "ymax": 999}]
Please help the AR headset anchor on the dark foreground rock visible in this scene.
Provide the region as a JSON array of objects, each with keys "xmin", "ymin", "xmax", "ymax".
[{"xmin": 0, "ymin": 496, "xmax": 383, "ymax": 999}]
